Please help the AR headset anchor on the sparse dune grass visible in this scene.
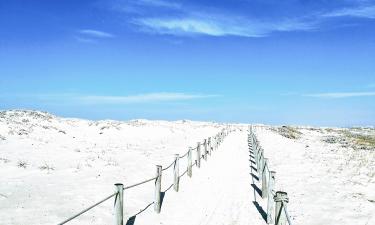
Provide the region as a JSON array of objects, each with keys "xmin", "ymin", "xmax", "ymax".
[
  {"xmin": 322, "ymin": 128, "xmax": 375, "ymax": 179},
  {"xmin": 272, "ymin": 126, "xmax": 302, "ymax": 139},
  {"xmin": 340, "ymin": 129, "xmax": 375, "ymax": 151},
  {"xmin": 322, "ymin": 127, "xmax": 375, "ymax": 150},
  {"xmin": 353, "ymin": 134, "xmax": 375, "ymax": 149},
  {"xmin": 17, "ymin": 160, "xmax": 28, "ymax": 169},
  {"xmin": 39, "ymin": 163, "xmax": 55, "ymax": 172}
]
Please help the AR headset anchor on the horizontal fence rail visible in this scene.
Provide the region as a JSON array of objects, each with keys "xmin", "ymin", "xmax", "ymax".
[
  {"xmin": 249, "ymin": 125, "xmax": 293, "ymax": 225},
  {"xmin": 56, "ymin": 126, "xmax": 232, "ymax": 225},
  {"xmin": 57, "ymin": 192, "xmax": 117, "ymax": 225}
]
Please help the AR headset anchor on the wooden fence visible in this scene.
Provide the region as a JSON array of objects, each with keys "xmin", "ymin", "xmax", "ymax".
[
  {"xmin": 56, "ymin": 127, "xmax": 231, "ymax": 225},
  {"xmin": 249, "ymin": 125, "xmax": 293, "ymax": 225}
]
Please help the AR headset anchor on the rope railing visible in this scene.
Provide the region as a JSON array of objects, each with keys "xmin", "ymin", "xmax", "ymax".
[
  {"xmin": 179, "ymin": 151, "xmax": 189, "ymax": 159},
  {"xmin": 57, "ymin": 192, "xmax": 117, "ymax": 225},
  {"xmin": 123, "ymin": 176, "xmax": 158, "ymax": 190},
  {"xmin": 178, "ymin": 138, "xmax": 205, "ymax": 159},
  {"xmin": 56, "ymin": 127, "xmax": 233, "ymax": 225},
  {"xmin": 162, "ymin": 160, "xmax": 175, "ymax": 171},
  {"xmin": 248, "ymin": 125, "xmax": 293, "ymax": 225},
  {"xmin": 179, "ymin": 168, "xmax": 188, "ymax": 178}
]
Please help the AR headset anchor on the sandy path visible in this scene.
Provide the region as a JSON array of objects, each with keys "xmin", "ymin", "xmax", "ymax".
[{"xmin": 133, "ymin": 130, "xmax": 265, "ymax": 225}]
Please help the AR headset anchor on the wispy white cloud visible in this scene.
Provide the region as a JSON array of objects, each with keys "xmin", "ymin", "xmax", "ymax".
[
  {"xmin": 79, "ymin": 29, "xmax": 115, "ymax": 38},
  {"xmin": 78, "ymin": 92, "xmax": 219, "ymax": 104},
  {"xmin": 304, "ymin": 91, "xmax": 375, "ymax": 98},
  {"xmin": 135, "ymin": 18, "xmax": 255, "ymax": 37},
  {"xmin": 134, "ymin": 16, "xmax": 315, "ymax": 37},
  {"xmin": 108, "ymin": 0, "xmax": 316, "ymax": 37},
  {"xmin": 322, "ymin": 5, "xmax": 375, "ymax": 19},
  {"xmin": 108, "ymin": 0, "xmax": 375, "ymax": 38}
]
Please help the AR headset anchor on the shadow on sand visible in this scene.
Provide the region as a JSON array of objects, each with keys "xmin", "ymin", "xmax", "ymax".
[
  {"xmin": 125, "ymin": 181, "xmax": 175, "ymax": 224},
  {"xmin": 248, "ymin": 136, "xmax": 268, "ymax": 223}
]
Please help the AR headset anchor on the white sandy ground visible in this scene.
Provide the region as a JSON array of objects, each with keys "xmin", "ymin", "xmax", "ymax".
[
  {"xmin": 0, "ymin": 110, "xmax": 374, "ymax": 225},
  {"xmin": 254, "ymin": 126, "xmax": 375, "ymax": 225}
]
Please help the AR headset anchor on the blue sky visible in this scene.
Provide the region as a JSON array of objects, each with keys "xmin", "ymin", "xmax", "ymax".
[{"xmin": 1, "ymin": 0, "xmax": 375, "ymax": 126}]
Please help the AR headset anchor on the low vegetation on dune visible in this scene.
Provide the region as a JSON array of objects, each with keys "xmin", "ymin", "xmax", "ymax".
[
  {"xmin": 38, "ymin": 163, "xmax": 55, "ymax": 172},
  {"xmin": 323, "ymin": 128, "xmax": 375, "ymax": 151},
  {"xmin": 17, "ymin": 160, "xmax": 28, "ymax": 169},
  {"xmin": 322, "ymin": 127, "xmax": 375, "ymax": 179},
  {"xmin": 271, "ymin": 126, "xmax": 302, "ymax": 139},
  {"xmin": 343, "ymin": 131, "xmax": 375, "ymax": 151}
]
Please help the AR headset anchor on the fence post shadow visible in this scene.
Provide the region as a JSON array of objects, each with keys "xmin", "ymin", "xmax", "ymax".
[
  {"xmin": 248, "ymin": 129, "xmax": 267, "ymax": 223},
  {"xmin": 125, "ymin": 202, "xmax": 154, "ymax": 225},
  {"xmin": 251, "ymin": 183, "xmax": 262, "ymax": 197},
  {"xmin": 160, "ymin": 183, "xmax": 174, "ymax": 210},
  {"xmin": 125, "ymin": 184, "xmax": 174, "ymax": 225},
  {"xmin": 125, "ymin": 216, "xmax": 136, "ymax": 225},
  {"xmin": 251, "ymin": 173, "xmax": 259, "ymax": 181},
  {"xmin": 252, "ymin": 201, "xmax": 267, "ymax": 222}
]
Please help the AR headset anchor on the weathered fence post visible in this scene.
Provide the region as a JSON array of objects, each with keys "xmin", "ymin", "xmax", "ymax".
[
  {"xmin": 258, "ymin": 149, "xmax": 264, "ymax": 175},
  {"xmin": 114, "ymin": 183, "xmax": 124, "ymax": 225},
  {"xmin": 253, "ymin": 138, "xmax": 257, "ymax": 160},
  {"xmin": 257, "ymin": 148, "xmax": 261, "ymax": 174},
  {"xmin": 196, "ymin": 142, "xmax": 201, "ymax": 168},
  {"xmin": 154, "ymin": 165, "xmax": 162, "ymax": 213},
  {"xmin": 262, "ymin": 158, "xmax": 269, "ymax": 199},
  {"xmin": 203, "ymin": 139, "xmax": 208, "ymax": 161},
  {"xmin": 258, "ymin": 145, "xmax": 262, "ymax": 165},
  {"xmin": 187, "ymin": 147, "xmax": 192, "ymax": 177},
  {"xmin": 274, "ymin": 191, "xmax": 289, "ymax": 225},
  {"xmin": 254, "ymin": 140, "xmax": 258, "ymax": 159},
  {"xmin": 250, "ymin": 133, "xmax": 257, "ymax": 150},
  {"xmin": 254, "ymin": 137, "xmax": 260, "ymax": 171},
  {"xmin": 267, "ymin": 171, "xmax": 276, "ymax": 224},
  {"xmin": 174, "ymin": 154, "xmax": 179, "ymax": 192},
  {"xmin": 249, "ymin": 134, "xmax": 254, "ymax": 152}
]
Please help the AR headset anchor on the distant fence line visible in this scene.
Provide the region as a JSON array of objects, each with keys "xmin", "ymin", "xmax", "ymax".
[
  {"xmin": 57, "ymin": 126, "xmax": 232, "ymax": 225},
  {"xmin": 249, "ymin": 126, "xmax": 293, "ymax": 225}
]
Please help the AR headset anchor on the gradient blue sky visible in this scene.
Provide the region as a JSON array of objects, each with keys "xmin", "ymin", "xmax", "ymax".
[{"xmin": 1, "ymin": 0, "xmax": 375, "ymax": 126}]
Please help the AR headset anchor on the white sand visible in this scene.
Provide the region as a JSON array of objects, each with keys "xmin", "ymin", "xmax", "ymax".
[{"xmin": 0, "ymin": 110, "xmax": 374, "ymax": 225}]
